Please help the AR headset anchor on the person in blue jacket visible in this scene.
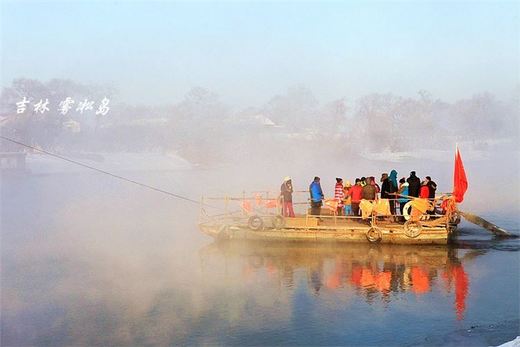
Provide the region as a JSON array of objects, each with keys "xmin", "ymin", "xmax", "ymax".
[
  {"xmin": 397, "ymin": 177, "xmax": 410, "ymax": 220},
  {"xmin": 309, "ymin": 176, "xmax": 324, "ymax": 216}
]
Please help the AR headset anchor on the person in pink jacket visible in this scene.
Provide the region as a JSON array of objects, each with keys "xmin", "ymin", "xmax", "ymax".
[{"xmin": 334, "ymin": 177, "xmax": 345, "ymax": 215}]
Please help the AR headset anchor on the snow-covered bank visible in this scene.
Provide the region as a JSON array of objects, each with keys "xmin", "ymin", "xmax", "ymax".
[
  {"xmin": 498, "ymin": 336, "xmax": 520, "ymax": 347},
  {"xmin": 359, "ymin": 148, "xmax": 491, "ymax": 163}
]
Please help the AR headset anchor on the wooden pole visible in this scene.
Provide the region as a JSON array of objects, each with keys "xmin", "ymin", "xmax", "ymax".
[{"xmin": 459, "ymin": 211, "xmax": 516, "ymax": 238}]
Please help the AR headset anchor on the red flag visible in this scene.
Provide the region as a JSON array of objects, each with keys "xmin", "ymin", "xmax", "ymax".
[{"xmin": 453, "ymin": 147, "xmax": 468, "ymax": 203}]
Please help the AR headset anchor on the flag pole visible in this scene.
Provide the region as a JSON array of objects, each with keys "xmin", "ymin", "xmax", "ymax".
[
  {"xmin": 452, "ymin": 142, "xmax": 515, "ymax": 237},
  {"xmin": 453, "ymin": 142, "xmax": 457, "ymax": 196}
]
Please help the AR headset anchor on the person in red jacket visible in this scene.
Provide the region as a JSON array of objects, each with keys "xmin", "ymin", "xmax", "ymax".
[
  {"xmin": 419, "ymin": 180, "xmax": 430, "ymax": 199},
  {"xmin": 349, "ymin": 178, "xmax": 363, "ymax": 216},
  {"xmin": 421, "ymin": 178, "xmax": 437, "ymax": 215}
]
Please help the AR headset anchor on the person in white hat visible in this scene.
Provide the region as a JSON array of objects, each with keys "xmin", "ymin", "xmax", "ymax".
[{"xmin": 280, "ymin": 176, "xmax": 295, "ymax": 217}]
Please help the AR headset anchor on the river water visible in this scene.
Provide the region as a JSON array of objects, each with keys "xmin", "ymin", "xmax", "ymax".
[{"xmin": 1, "ymin": 165, "xmax": 519, "ymax": 346}]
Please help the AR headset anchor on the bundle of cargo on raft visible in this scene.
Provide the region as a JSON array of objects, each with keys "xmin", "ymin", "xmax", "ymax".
[{"xmin": 198, "ymin": 192, "xmax": 462, "ymax": 245}]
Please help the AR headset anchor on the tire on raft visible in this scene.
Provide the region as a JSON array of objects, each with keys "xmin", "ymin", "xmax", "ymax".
[
  {"xmin": 366, "ymin": 227, "xmax": 383, "ymax": 243},
  {"xmin": 272, "ymin": 215, "xmax": 286, "ymax": 229},
  {"xmin": 404, "ymin": 220, "xmax": 422, "ymax": 238},
  {"xmin": 248, "ymin": 215, "xmax": 264, "ymax": 231},
  {"xmin": 403, "ymin": 201, "xmax": 413, "ymax": 221},
  {"xmin": 403, "ymin": 201, "xmax": 430, "ymax": 221}
]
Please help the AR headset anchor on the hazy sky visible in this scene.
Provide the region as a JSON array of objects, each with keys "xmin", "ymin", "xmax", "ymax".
[{"xmin": 1, "ymin": 1, "xmax": 518, "ymax": 107}]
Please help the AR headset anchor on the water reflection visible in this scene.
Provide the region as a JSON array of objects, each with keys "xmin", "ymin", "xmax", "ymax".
[
  {"xmin": 3, "ymin": 172, "xmax": 519, "ymax": 346},
  {"xmin": 200, "ymin": 242, "xmax": 472, "ymax": 320}
]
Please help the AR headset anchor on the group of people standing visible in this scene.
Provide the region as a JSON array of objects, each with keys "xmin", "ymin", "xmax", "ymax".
[{"xmin": 280, "ymin": 172, "xmax": 437, "ymax": 218}]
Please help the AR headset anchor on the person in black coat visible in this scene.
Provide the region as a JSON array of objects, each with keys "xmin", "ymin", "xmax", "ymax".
[
  {"xmin": 407, "ymin": 171, "xmax": 421, "ymax": 197},
  {"xmin": 426, "ymin": 176, "xmax": 437, "ymax": 199},
  {"xmin": 425, "ymin": 176, "xmax": 438, "ymax": 215},
  {"xmin": 381, "ymin": 173, "xmax": 398, "ymax": 216}
]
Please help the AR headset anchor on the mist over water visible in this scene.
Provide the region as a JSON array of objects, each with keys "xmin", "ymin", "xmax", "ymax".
[
  {"xmin": 1, "ymin": 149, "xmax": 519, "ymax": 345},
  {"xmin": 1, "ymin": 86, "xmax": 519, "ymax": 346}
]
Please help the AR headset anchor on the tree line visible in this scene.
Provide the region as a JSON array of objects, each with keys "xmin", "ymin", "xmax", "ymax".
[{"xmin": 1, "ymin": 79, "xmax": 518, "ymax": 165}]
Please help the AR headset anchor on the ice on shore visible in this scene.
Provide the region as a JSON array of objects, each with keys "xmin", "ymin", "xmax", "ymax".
[{"xmin": 498, "ymin": 336, "xmax": 520, "ymax": 347}]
